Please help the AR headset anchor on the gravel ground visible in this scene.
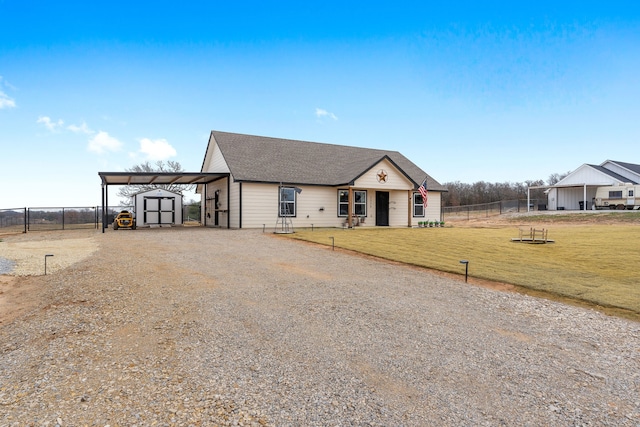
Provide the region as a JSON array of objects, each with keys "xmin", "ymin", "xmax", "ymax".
[
  {"xmin": 0, "ymin": 227, "xmax": 638, "ymax": 426},
  {"xmin": 0, "ymin": 257, "xmax": 14, "ymax": 275}
]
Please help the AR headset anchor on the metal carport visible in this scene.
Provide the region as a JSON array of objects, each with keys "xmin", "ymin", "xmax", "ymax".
[{"xmin": 98, "ymin": 172, "xmax": 229, "ymax": 233}]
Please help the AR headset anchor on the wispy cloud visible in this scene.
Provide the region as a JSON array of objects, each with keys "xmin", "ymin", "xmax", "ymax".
[
  {"xmin": 138, "ymin": 137, "xmax": 177, "ymax": 161},
  {"xmin": 88, "ymin": 131, "xmax": 123, "ymax": 154},
  {"xmin": 67, "ymin": 121, "xmax": 93, "ymax": 134},
  {"xmin": 0, "ymin": 76, "xmax": 16, "ymax": 109},
  {"xmin": 315, "ymin": 108, "xmax": 338, "ymax": 121},
  {"xmin": 0, "ymin": 92, "xmax": 16, "ymax": 109},
  {"xmin": 37, "ymin": 116, "xmax": 64, "ymax": 132}
]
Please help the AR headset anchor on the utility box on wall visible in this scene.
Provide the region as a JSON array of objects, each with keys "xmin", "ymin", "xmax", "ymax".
[{"xmin": 132, "ymin": 189, "xmax": 183, "ymax": 227}]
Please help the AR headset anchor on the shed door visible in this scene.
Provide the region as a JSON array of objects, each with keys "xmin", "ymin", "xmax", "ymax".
[
  {"xmin": 144, "ymin": 198, "xmax": 160, "ymax": 224},
  {"xmin": 160, "ymin": 198, "xmax": 175, "ymax": 224},
  {"xmin": 144, "ymin": 197, "xmax": 175, "ymax": 225}
]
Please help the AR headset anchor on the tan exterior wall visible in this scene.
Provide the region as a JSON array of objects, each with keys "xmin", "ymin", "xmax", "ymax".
[
  {"xmin": 240, "ymin": 183, "xmax": 347, "ymax": 229},
  {"xmin": 353, "ymin": 158, "xmax": 414, "ymax": 190}
]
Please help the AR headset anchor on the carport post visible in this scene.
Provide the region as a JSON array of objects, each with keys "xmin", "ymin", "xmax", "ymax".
[{"xmin": 101, "ymin": 184, "xmax": 108, "ymax": 233}]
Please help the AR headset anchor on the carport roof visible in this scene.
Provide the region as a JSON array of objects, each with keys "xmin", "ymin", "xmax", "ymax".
[{"xmin": 98, "ymin": 172, "xmax": 228, "ymax": 186}]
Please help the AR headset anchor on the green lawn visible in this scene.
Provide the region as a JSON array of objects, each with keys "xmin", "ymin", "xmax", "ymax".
[{"xmin": 287, "ymin": 223, "xmax": 640, "ymax": 319}]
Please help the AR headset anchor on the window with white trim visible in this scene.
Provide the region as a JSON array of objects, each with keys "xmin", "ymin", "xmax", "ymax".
[
  {"xmin": 279, "ymin": 187, "xmax": 296, "ymax": 217},
  {"xmin": 413, "ymin": 192, "xmax": 425, "ymax": 217}
]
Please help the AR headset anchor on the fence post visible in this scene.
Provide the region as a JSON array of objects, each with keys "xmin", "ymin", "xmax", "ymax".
[
  {"xmin": 23, "ymin": 208, "xmax": 27, "ymax": 233},
  {"xmin": 62, "ymin": 208, "xmax": 65, "ymax": 230}
]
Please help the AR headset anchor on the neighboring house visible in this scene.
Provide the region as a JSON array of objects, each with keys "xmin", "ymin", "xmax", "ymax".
[
  {"xmin": 546, "ymin": 160, "xmax": 640, "ymax": 210},
  {"xmin": 131, "ymin": 188, "xmax": 183, "ymax": 227},
  {"xmin": 198, "ymin": 131, "xmax": 446, "ymax": 229}
]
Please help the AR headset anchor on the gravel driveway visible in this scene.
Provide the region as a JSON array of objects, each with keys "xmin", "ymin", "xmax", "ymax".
[{"xmin": 1, "ymin": 228, "xmax": 638, "ymax": 426}]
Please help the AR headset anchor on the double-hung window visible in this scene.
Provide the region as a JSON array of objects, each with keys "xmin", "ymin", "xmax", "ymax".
[
  {"xmin": 413, "ymin": 192, "xmax": 425, "ymax": 217},
  {"xmin": 354, "ymin": 191, "xmax": 367, "ymax": 216},
  {"xmin": 338, "ymin": 190, "xmax": 349, "ymax": 216},
  {"xmin": 338, "ymin": 190, "xmax": 367, "ymax": 217},
  {"xmin": 279, "ymin": 187, "xmax": 296, "ymax": 217}
]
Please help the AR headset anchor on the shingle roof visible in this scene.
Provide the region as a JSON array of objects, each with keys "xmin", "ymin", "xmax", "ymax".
[
  {"xmin": 588, "ymin": 164, "xmax": 638, "ymax": 184},
  {"xmin": 206, "ymin": 131, "xmax": 446, "ymax": 191},
  {"xmin": 608, "ymin": 160, "xmax": 640, "ymax": 177}
]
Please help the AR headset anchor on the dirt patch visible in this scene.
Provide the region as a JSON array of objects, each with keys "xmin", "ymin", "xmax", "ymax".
[
  {"xmin": 0, "ymin": 275, "xmax": 43, "ymax": 324},
  {"xmin": 0, "ymin": 230, "xmax": 100, "ymax": 324}
]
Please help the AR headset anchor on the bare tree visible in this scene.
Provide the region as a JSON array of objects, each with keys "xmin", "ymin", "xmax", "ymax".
[
  {"xmin": 116, "ymin": 160, "xmax": 194, "ymax": 202},
  {"xmin": 547, "ymin": 171, "xmax": 571, "ymax": 185},
  {"xmin": 442, "ymin": 177, "xmax": 553, "ymax": 206}
]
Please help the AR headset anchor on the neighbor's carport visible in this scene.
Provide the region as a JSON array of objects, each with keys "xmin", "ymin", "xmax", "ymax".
[
  {"xmin": 527, "ymin": 183, "xmax": 606, "ymax": 211},
  {"xmin": 98, "ymin": 172, "xmax": 229, "ymax": 233}
]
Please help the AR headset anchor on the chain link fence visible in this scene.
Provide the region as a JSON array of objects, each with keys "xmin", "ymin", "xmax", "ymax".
[
  {"xmin": 0, "ymin": 208, "xmax": 27, "ymax": 234},
  {"xmin": 1, "ymin": 204, "xmax": 205, "ymax": 234},
  {"xmin": 442, "ymin": 199, "xmax": 545, "ymax": 221}
]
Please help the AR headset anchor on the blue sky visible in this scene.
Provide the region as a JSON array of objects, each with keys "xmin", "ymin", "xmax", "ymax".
[{"xmin": 1, "ymin": 1, "xmax": 639, "ymax": 207}]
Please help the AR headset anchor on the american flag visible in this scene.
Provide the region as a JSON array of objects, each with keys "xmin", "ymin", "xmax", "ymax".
[{"xmin": 419, "ymin": 178, "xmax": 428, "ymax": 208}]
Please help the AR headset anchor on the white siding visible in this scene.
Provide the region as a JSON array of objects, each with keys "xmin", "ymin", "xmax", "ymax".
[
  {"xmin": 556, "ymin": 187, "xmax": 597, "ymax": 210},
  {"xmin": 353, "ymin": 159, "xmax": 414, "ymax": 190},
  {"xmin": 548, "ymin": 188, "xmax": 558, "ymax": 210},
  {"xmin": 132, "ymin": 188, "xmax": 182, "ymax": 226},
  {"xmin": 424, "ymin": 192, "xmax": 442, "ymax": 223},
  {"xmin": 241, "ymin": 184, "xmax": 347, "ymax": 229},
  {"xmin": 201, "ymin": 135, "xmax": 231, "ymax": 174},
  {"xmin": 204, "ymin": 177, "xmax": 231, "ymax": 227},
  {"xmin": 229, "ymin": 180, "xmax": 240, "ymax": 228},
  {"xmin": 387, "ymin": 191, "xmax": 410, "ymax": 227},
  {"xmin": 601, "ymin": 161, "xmax": 640, "ymax": 183},
  {"xmin": 557, "ymin": 164, "xmax": 621, "ymax": 186}
]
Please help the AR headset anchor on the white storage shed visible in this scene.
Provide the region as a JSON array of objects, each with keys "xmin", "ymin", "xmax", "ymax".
[{"xmin": 132, "ymin": 188, "xmax": 183, "ymax": 227}]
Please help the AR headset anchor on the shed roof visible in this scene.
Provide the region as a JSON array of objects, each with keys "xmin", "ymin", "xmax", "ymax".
[
  {"xmin": 98, "ymin": 172, "xmax": 228, "ymax": 186},
  {"xmin": 205, "ymin": 131, "xmax": 446, "ymax": 191}
]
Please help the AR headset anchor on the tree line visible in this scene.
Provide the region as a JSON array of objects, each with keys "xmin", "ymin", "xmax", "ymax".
[{"xmin": 441, "ymin": 172, "xmax": 570, "ymax": 207}]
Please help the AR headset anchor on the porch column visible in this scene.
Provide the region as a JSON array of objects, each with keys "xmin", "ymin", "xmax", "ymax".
[
  {"xmin": 584, "ymin": 184, "xmax": 587, "ymax": 211},
  {"xmin": 348, "ymin": 187, "xmax": 353, "ymax": 228},
  {"xmin": 408, "ymin": 190, "xmax": 412, "ymax": 227}
]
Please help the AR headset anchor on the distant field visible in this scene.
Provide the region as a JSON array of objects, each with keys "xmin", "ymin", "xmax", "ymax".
[{"xmin": 288, "ymin": 214, "xmax": 640, "ymax": 320}]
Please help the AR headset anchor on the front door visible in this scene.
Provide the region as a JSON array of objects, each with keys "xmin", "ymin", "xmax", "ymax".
[{"xmin": 376, "ymin": 191, "xmax": 389, "ymax": 226}]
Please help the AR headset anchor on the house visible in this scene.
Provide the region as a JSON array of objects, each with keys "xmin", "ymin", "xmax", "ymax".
[
  {"xmin": 131, "ymin": 188, "xmax": 183, "ymax": 227},
  {"xmin": 198, "ymin": 131, "xmax": 446, "ymax": 229},
  {"xmin": 546, "ymin": 160, "xmax": 640, "ymax": 210}
]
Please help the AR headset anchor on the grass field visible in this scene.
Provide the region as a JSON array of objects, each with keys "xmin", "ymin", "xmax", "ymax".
[{"xmin": 288, "ymin": 216, "xmax": 640, "ymax": 320}]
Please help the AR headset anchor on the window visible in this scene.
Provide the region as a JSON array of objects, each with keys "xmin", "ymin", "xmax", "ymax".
[
  {"xmin": 337, "ymin": 190, "xmax": 367, "ymax": 217},
  {"xmin": 629, "ymin": 190, "xmax": 635, "ymax": 197},
  {"xmin": 354, "ymin": 191, "xmax": 367, "ymax": 216},
  {"xmin": 413, "ymin": 192, "xmax": 425, "ymax": 217},
  {"xmin": 338, "ymin": 190, "xmax": 349, "ymax": 216},
  {"xmin": 609, "ymin": 191, "xmax": 623, "ymax": 198},
  {"xmin": 279, "ymin": 187, "xmax": 296, "ymax": 217}
]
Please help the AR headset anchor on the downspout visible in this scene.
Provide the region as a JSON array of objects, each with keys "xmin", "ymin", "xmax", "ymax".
[
  {"xmin": 227, "ymin": 177, "xmax": 231, "ymax": 229},
  {"xmin": 238, "ymin": 181, "xmax": 242, "ymax": 229}
]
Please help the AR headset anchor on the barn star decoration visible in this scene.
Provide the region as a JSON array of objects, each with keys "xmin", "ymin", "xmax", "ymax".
[{"xmin": 376, "ymin": 169, "xmax": 388, "ymax": 183}]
